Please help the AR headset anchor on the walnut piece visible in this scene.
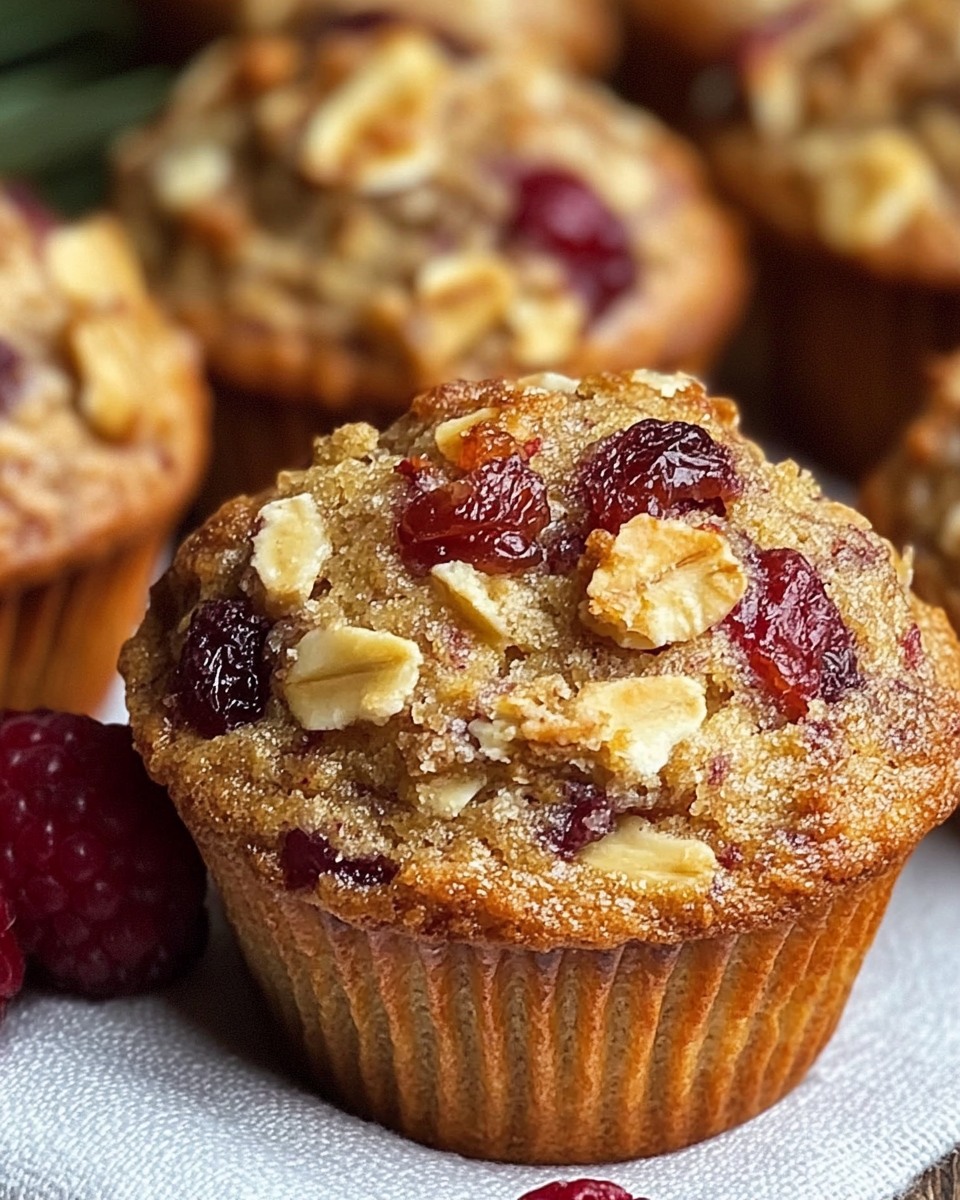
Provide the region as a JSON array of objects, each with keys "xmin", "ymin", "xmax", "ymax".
[
  {"xmin": 434, "ymin": 407, "xmax": 501, "ymax": 462},
  {"xmin": 283, "ymin": 626, "xmax": 422, "ymax": 730},
  {"xmin": 151, "ymin": 142, "xmax": 233, "ymax": 213},
  {"xmin": 412, "ymin": 252, "xmax": 515, "ymax": 372},
  {"xmin": 46, "ymin": 218, "xmax": 146, "ymax": 307},
  {"xmin": 577, "ymin": 818, "xmax": 718, "ymax": 889},
  {"xmin": 70, "ymin": 313, "xmax": 147, "ymax": 440},
  {"xmin": 251, "ymin": 494, "xmax": 332, "ymax": 614},
  {"xmin": 582, "ymin": 515, "xmax": 747, "ymax": 650}
]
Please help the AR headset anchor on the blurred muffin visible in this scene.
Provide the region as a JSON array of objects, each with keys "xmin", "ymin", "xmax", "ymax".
[
  {"xmin": 0, "ymin": 187, "xmax": 208, "ymax": 714},
  {"xmin": 136, "ymin": 0, "xmax": 620, "ymax": 75},
  {"xmin": 122, "ymin": 368, "xmax": 960, "ymax": 1163},
  {"xmin": 862, "ymin": 351, "xmax": 960, "ymax": 632},
  {"xmin": 114, "ymin": 22, "xmax": 747, "ymax": 511},
  {"xmin": 713, "ymin": 0, "xmax": 960, "ymax": 476}
]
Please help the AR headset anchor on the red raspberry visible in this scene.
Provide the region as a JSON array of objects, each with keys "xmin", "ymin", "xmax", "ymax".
[
  {"xmin": 0, "ymin": 711, "xmax": 207, "ymax": 999},
  {"xmin": 0, "ymin": 888, "xmax": 24, "ymax": 1021}
]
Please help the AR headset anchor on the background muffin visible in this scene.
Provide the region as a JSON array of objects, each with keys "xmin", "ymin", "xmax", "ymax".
[
  {"xmin": 113, "ymin": 22, "xmax": 748, "ymax": 512},
  {"xmin": 122, "ymin": 369, "xmax": 960, "ymax": 1163},
  {"xmin": 712, "ymin": 0, "xmax": 960, "ymax": 476},
  {"xmin": 136, "ymin": 0, "xmax": 619, "ymax": 75},
  {"xmin": 0, "ymin": 187, "xmax": 208, "ymax": 713}
]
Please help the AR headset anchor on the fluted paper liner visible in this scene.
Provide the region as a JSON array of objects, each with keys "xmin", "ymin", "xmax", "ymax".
[
  {"xmin": 0, "ymin": 536, "xmax": 164, "ymax": 715},
  {"xmin": 204, "ymin": 839, "xmax": 897, "ymax": 1164}
]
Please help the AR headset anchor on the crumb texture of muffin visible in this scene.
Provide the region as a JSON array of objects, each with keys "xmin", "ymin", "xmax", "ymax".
[
  {"xmin": 114, "ymin": 24, "xmax": 747, "ymax": 414},
  {"xmin": 714, "ymin": 0, "xmax": 960, "ymax": 281},
  {"xmin": 0, "ymin": 188, "xmax": 209, "ymax": 711},
  {"xmin": 122, "ymin": 368, "xmax": 960, "ymax": 1159}
]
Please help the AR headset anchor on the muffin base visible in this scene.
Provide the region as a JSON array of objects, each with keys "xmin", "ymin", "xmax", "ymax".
[
  {"xmin": 757, "ymin": 240, "xmax": 960, "ymax": 480},
  {"xmin": 0, "ymin": 536, "xmax": 163, "ymax": 716},
  {"xmin": 209, "ymin": 843, "xmax": 896, "ymax": 1164}
]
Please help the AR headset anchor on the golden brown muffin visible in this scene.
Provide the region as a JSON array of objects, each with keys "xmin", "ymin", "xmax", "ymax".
[
  {"xmin": 711, "ymin": 0, "xmax": 960, "ymax": 476},
  {"xmin": 137, "ymin": 0, "xmax": 619, "ymax": 75},
  {"xmin": 0, "ymin": 186, "xmax": 209, "ymax": 714},
  {"xmin": 862, "ymin": 351, "xmax": 960, "ymax": 632},
  {"xmin": 113, "ymin": 23, "xmax": 748, "ymax": 511},
  {"xmin": 122, "ymin": 368, "xmax": 960, "ymax": 1163}
]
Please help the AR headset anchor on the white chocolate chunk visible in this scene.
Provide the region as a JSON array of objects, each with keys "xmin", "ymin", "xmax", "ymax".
[
  {"xmin": 415, "ymin": 775, "xmax": 486, "ymax": 819},
  {"xmin": 252, "ymin": 494, "xmax": 332, "ymax": 614},
  {"xmin": 431, "ymin": 561, "xmax": 511, "ymax": 647},
  {"xmin": 578, "ymin": 817, "xmax": 718, "ymax": 889},
  {"xmin": 284, "ymin": 626, "xmax": 421, "ymax": 730},
  {"xmin": 151, "ymin": 142, "xmax": 232, "ymax": 213}
]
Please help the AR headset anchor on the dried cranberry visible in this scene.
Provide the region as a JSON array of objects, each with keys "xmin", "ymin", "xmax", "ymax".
[
  {"xmin": 544, "ymin": 782, "xmax": 616, "ymax": 859},
  {"xmin": 724, "ymin": 548, "xmax": 860, "ymax": 721},
  {"xmin": 0, "ymin": 340, "xmax": 23, "ymax": 413},
  {"xmin": 280, "ymin": 828, "xmax": 398, "ymax": 889},
  {"xmin": 175, "ymin": 599, "xmax": 271, "ymax": 738},
  {"xmin": 397, "ymin": 454, "xmax": 550, "ymax": 575},
  {"xmin": 901, "ymin": 624, "xmax": 924, "ymax": 670},
  {"xmin": 507, "ymin": 167, "xmax": 636, "ymax": 321},
  {"xmin": 580, "ymin": 419, "xmax": 741, "ymax": 534},
  {"xmin": 4, "ymin": 181, "xmax": 58, "ymax": 240},
  {"xmin": 518, "ymin": 1181, "xmax": 641, "ymax": 1200}
]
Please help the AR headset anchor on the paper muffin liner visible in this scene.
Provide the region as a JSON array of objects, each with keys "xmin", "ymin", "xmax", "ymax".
[
  {"xmin": 0, "ymin": 535, "xmax": 164, "ymax": 715},
  {"xmin": 756, "ymin": 240, "xmax": 960, "ymax": 480},
  {"xmin": 202, "ymin": 836, "xmax": 897, "ymax": 1164}
]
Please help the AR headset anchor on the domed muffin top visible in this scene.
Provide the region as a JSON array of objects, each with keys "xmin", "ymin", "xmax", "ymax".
[
  {"xmin": 113, "ymin": 22, "xmax": 745, "ymax": 410},
  {"xmin": 0, "ymin": 188, "xmax": 208, "ymax": 591},
  {"xmin": 122, "ymin": 370, "xmax": 960, "ymax": 949},
  {"xmin": 715, "ymin": 0, "xmax": 960, "ymax": 281}
]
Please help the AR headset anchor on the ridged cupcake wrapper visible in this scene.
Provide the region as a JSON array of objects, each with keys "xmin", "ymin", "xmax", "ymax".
[
  {"xmin": 0, "ymin": 535, "xmax": 164, "ymax": 715},
  {"xmin": 206, "ymin": 841, "xmax": 897, "ymax": 1164},
  {"xmin": 757, "ymin": 240, "xmax": 960, "ymax": 478}
]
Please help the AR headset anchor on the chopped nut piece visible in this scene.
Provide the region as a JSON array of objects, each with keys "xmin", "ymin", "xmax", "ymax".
[
  {"xmin": 578, "ymin": 818, "xmax": 718, "ymax": 888},
  {"xmin": 582, "ymin": 515, "xmax": 747, "ymax": 650},
  {"xmin": 630, "ymin": 368, "xmax": 699, "ymax": 400},
  {"xmin": 430, "ymin": 561, "xmax": 512, "ymax": 646},
  {"xmin": 299, "ymin": 31, "xmax": 449, "ymax": 194},
  {"xmin": 46, "ymin": 218, "xmax": 146, "ymax": 307},
  {"xmin": 284, "ymin": 626, "xmax": 422, "ymax": 730},
  {"xmin": 468, "ymin": 717, "xmax": 516, "ymax": 763},
  {"xmin": 518, "ymin": 372, "xmax": 580, "ymax": 394},
  {"xmin": 69, "ymin": 314, "xmax": 147, "ymax": 439},
  {"xmin": 434, "ymin": 408, "xmax": 501, "ymax": 462},
  {"xmin": 251, "ymin": 494, "xmax": 332, "ymax": 614},
  {"xmin": 151, "ymin": 142, "xmax": 233, "ymax": 213},
  {"xmin": 413, "ymin": 253, "xmax": 515, "ymax": 371},
  {"xmin": 415, "ymin": 775, "xmax": 486, "ymax": 819},
  {"xmin": 507, "ymin": 291, "xmax": 583, "ymax": 367}
]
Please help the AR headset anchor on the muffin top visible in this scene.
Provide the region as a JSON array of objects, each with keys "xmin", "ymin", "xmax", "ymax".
[
  {"xmin": 122, "ymin": 369, "xmax": 960, "ymax": 949},
  {"xmin": 0, "ymin": 189, "xmax": 209, "ymax": 592},
  {"xmin": 714, "ymin": 0, "xmax": 960, "ymax": 281},
  {"xmin": 113, "ymin": 23, "xmax": 746, "ymax": 411},
  {"xmin": 862, "ymin": 352, "xmax": 960, "ymax": 631},
  {"xmin": 184, "ymin": 0, "xmax": 619, "ymax": 75}
]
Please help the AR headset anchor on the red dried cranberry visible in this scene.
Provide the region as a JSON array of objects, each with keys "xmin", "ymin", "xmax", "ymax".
[
  {"xmin": 4, "ymin": 182, "xmax": 58, "ymax": 240},
  {"xmin": 544, "ymin": 783, "xmax": 616, "ymax": 859},
  {"xmin": 280, "ymin": 829, "xmax": 398, "ymax": 889},
  {"xmin": 0, "ymin": 340, "xmax": 23, "ymax": 413},
  {"xmin": 724, "ymin": 548, "xmax": 860, "ymax": 721},
  {"xmin": 175, "ymin": 598, "xmax": 271, "ymax": 738},
  {"xmin": 518, "ymin": 1181, "xmax": 641, "ymax": 1200},
  {"xmin": 901, "ymin": 624, "xmax": 924, "ymax": 671},
  {"xmin": 580, "ymin": 419, "xmax": 741, "ymax": 534},
  {"xmin": 507, "ymin": 167, "xmax": 636, "ymax": 321},
  {"xmin": 397, "ymin": 454, "xmax": 550, "ymax": 575}
]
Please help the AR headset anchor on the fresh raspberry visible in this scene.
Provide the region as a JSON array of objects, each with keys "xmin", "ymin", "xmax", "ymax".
[
  {"xmin": 0, "ymin": 711, "xmax": 207, "ymax": 999},
  {"xmin": 0, "ymin": 888, "xmax": 24, "ymax": 1021}
]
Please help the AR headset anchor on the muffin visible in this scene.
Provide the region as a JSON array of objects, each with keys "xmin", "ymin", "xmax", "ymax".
[
  {"xmin": 113, "ymin": 22, "xmax": 748, "ymax": 511},
  {"xmin": 122, "ymin": 368, "xmax": 960, "ymax": 1163},
  {"xmin": 0, "ymin": 186, "xmax": 208, "ymax": 714},
  {"xmin": 861, "ymin": 351, "xmax": 960, "ymax": 633},
  {"xmin": 712, "ymin": 0, "xmax": 960, "ymax": 476},
  {"xmin": 136, "ymin": 0, "xmax": 619, "ymax": 76}
]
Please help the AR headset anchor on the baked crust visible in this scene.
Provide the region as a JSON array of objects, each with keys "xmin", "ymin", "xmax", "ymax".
[
  {"xmin": 122, "ymin": 370, "xmax": 960, "ymax": 950},
  {"xmin": 0, "ymin": 192, "xmax": 210, "ymax": 593},
  {"xmin": 113, "ymin": 26, "xmax": 747, "ymax": 413},
  {"xmin": 712, "ymin": 0, "xmax": 960, "ymax": 282}
]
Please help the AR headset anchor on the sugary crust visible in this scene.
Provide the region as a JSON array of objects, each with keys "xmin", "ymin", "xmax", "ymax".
[
  {"xmin": 158, "ymin": 0, "xmax": 620, "ymax": 75},
  {"xmin": 712, "ymin": 0, "xmax": 960, "ymax": 282},
  {"xmin": 113, "ymin": 27, "xmax": 747, "ymax": 413},
  {"xmin": 122, "ymin": 371, "xmax": 960, "ymax": 950},
  {"xmin": 0, "ymin": 195, "xmax": 210, "ymax": 592},
  {"xmin": 862, "ymin": 352, "xmax": 960, "ymax": 631}
]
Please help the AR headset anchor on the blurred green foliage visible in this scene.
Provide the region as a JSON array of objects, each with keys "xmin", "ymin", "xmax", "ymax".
[{"xmin": 0, "ymin": 0, "xmax": 173, "ymax": 213}]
